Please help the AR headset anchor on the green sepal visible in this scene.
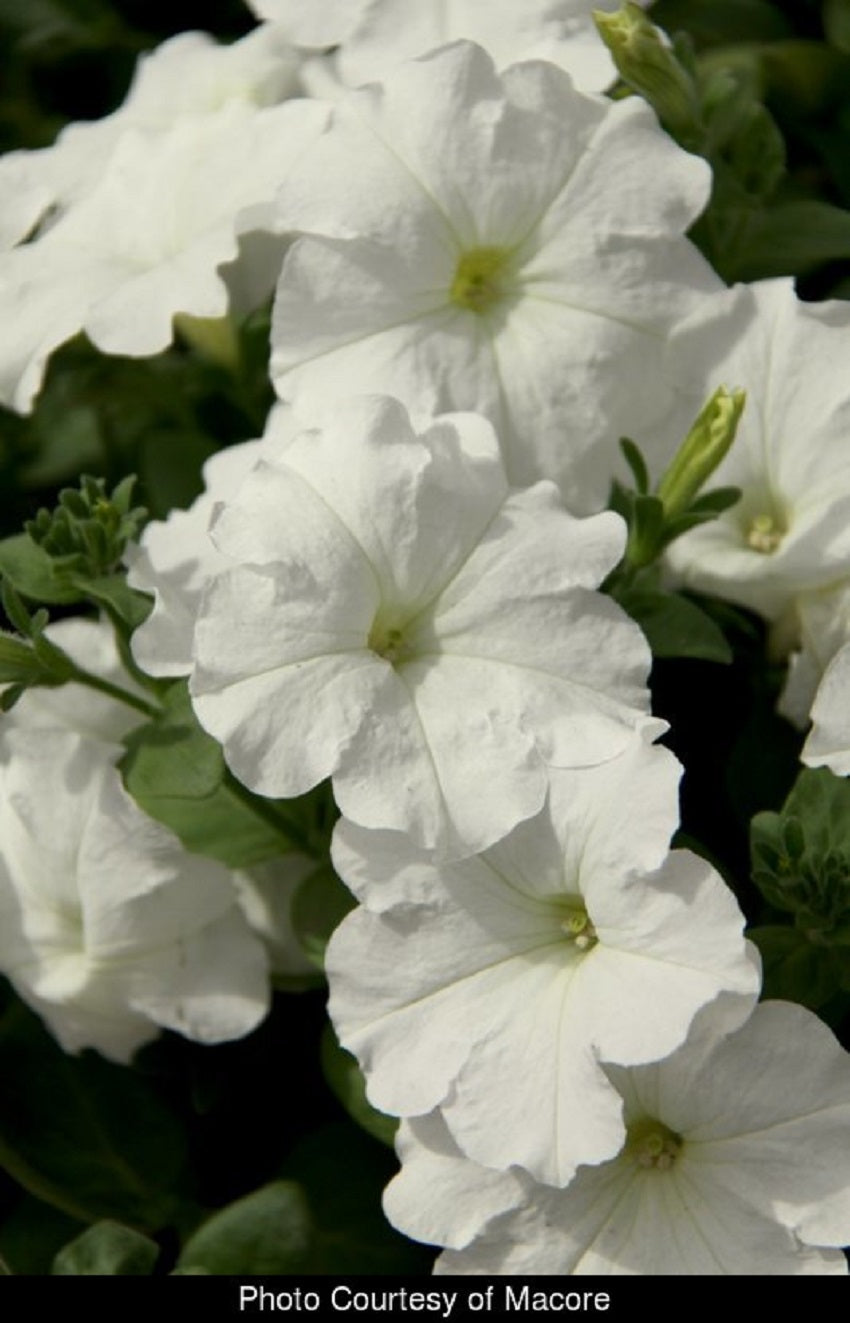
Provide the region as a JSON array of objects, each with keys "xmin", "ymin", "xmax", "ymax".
[
  {"xmin": 619, "ymin": 437, "xmax": 649, "ymax": 494},
  {"xmin": 624, "ymin": 493, "xmax": 665, "ymax": 569},
  {"xmin": 1, "ymin": 578, "xmax": 39, "ymax": 637},
  {"xmin": 686, "ymin": 485, "xmax": 743, "ymax": 516}
]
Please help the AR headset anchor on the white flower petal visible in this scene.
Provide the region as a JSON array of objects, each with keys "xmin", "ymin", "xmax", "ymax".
[{"xmin": 327, "ymin": 750, "xmax": 756, "ymax": 1185}]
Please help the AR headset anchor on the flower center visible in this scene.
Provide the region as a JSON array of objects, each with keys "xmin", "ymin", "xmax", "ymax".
[
  {"xmin": 450, "ymin": 246, "xmax": 512, "ymax": 314},
  {"xmin": 626, "ymin": 1117, "xmax": 683, "ymax": 1172},
  {"xmin": 557, "ymin": 897, "xmax": 598, "ymax": 952},
  {"xmin": 368, "ymin": 614, "xmax": 413, "ymax": 665},
  {"xmin": 746, "ymin": 511, "xmax": 786, "ymax": 554}
]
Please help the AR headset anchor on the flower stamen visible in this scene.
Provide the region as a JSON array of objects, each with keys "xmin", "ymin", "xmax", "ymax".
[
  {"xmin": 746, "ymin": 511, "xmax": 785, "ymax": 554},
  {"xmin": 450, "ymin": 246, "xmax": 512, "ymax": 314},
  {"xmin": 558, "ymin": 900, "xmax": 598, "ymax": 952},
  {"xmin": 627, "ymin": 1117, "xmax": 683, "ymax": 1171},
  {"xmin": 368, "ymin": 616, "xmax": 411, "ymax": 665}
]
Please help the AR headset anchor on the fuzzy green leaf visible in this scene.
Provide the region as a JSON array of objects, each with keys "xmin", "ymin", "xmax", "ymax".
[{"xmin": 52, "ymin": 1221, "xmax": 159, "ymax": 1276}]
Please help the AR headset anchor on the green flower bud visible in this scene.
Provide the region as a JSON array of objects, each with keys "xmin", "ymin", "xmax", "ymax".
[
  {"xmin": 25, "ymin": 474, "xmax": 147, "ymax": 579},
  {"xmin": 593, "ymin": 3, "xmax": 701, "ymax": 142},
  {"xmin": 656, "ymin": 386, "xmax": 746, "ymax": 519}
]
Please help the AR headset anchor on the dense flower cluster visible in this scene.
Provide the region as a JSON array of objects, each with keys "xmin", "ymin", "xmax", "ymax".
[{"xmin": 2, "ymin": 0, "xmax": 850, "ymax": 1279}]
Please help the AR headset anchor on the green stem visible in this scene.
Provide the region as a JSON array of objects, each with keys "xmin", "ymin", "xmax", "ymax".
[
  {"xmin": 104, "ymin": 604, "xmax": 163, "ymax": 695},
  {"xmin": 69, "ymin": 667, "xmax": 160, "ymax": 718},
  {"xmin": 224, "ymin": 771, "xmax": 319, "ymax": 858}
]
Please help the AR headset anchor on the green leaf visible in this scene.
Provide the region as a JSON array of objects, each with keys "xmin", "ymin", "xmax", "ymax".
[
  {"xmin": 749, "ymin": 926, "xmax": 844, "ymax": 1009},
  {"xmin": 120, "ymin": 681, "xmax": 294, "ymax": 867},
  {"xmin": 52, "ymin": 1221, "xmax": 159, "ymax": 1275},
  {"xmin": 0, "ymin": 996, "xmax": 189, "ymax": 1228},
  {"xmin": 278, "ymin": 1125, "xmax": 433, "ymax": 1274},
  {"xmin": 0, "ymin": 1197, "xmax": 85, "ymax": 1276},
  {"xmin": 651, "ymin": 1, "xmax": 792, "ymax": 43},
  {"xmin": 138, "ymin": 432, "xmax": 218, "ymax": 520},
  {"xmin": 177, "ymin": 1182, "xmax": 313, "ymax": 1275},
  {"xmin": 291, "ymin": 865, "xmax": 356, "ymax": 968},
  {"xmin": 0, "ymin": 535, "xmax": 82, "ymax": 605},
  {"xmin": 726, "ymin": 200, "xmax": 850, "ymax": 280},
  {"xmin": 122, "ymin": 681, "xmax": 223, "ymax": 800},
  {"xmin": 72, "ymin": 573, "xmax": 152, "ymax": 632},
  {"xmin": 711, "ymin": 98, "xmax": 786, "ymax": 202},
  {"xmin": 21, "ymin": 404, "xmax": 105, "ymax": 488},
  {"xmin": 320, "ymin": 1024, "xmax": 397, "ymax": 1148},
  {"xmin": 1, "ymin": 580, "xmax": 37, "ymax": 637},
  {"xmin": 617, "ymin": 589, "xmax": 732, "ymax": 663},
  {"xmin": 781, "ymin": 768, "xmax": 850, "ymax": 859},
  {"xmin": 0, "ymin": 685, "xmax": 25, "ymax": 712},
  {"xmin": 824, "ymin": 0, "xmax": 850, "ymax": 52}
]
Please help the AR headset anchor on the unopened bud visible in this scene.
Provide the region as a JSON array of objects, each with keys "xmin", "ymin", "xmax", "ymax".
[
  {"xmin": 656, "ymin": 386, "xmax": 745, "ymax": 518},
  {"xmin": 593, "ymin": 4, "xmax": 700, "ymax": 143}
]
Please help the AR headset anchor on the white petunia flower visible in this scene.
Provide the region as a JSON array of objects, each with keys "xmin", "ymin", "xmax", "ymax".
[
  {"xmin": 0, "ymin": 25, "xmax": 304, "ymax": 252},
  {"xmin": 665, "ymin": 280, "xmax": 850, "ymax": 622},
  {"xmin": 126, "ymin": 403, "xmax": 301, "ymax": 679},
  {"xmin": 778, "ymin": 579, "xmax": 850, "ymax": 729},
  {"xmin": 246, "ymin": 0, "xmax": 655, "ymax": 95},
  {"xmin": 189, "ymin": 395, "xmax": 661, "ymax": 860},
  {"xmin": 0, "ymin": 729, "xmax": 270, "ymax": 1063},
  {"xmin": 244, "ymin": 0, "xmax": 355, "ymax": 47},
  {"xmin": 235, "ymin": 853, "xmax": 319, "ymax": 982},
  {"xmin": 385, "ymin": 1002, "xmax": 850, "ymax": 1275},
  {"xmin": 326, "ymin": 740, "xmax": 759, "ymax": 1186},
  {"xmin": 269, "ymin": 40, "xmax": 718, "ymax": 514},
  {"xmin": 802, "ymin": 640, "xmax": 850, "ymax": 775},
  {"xmin": 0, "ymin": 98, "xmax": 328, "ymax": 412}
]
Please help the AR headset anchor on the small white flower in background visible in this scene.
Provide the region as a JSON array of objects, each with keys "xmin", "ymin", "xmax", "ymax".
[
  {"xmin": 802, "ymin": 641, "xmax": 850, "ymax": 775},
  {"xmin": 665, "ymin": 279, "xmax": 850, "ymax": 622},
  {"xmin": 0, "ymin": 616, "xmax": 146, "ymax": 746},
  {"xmin": 235, "ymin": 854, "xmax": 320, "ymax": 983},
  {"xmin": 0, "ymin": 729, "xmax": 270, "ymax": 1064},
  {"xmin": 779, "ymin": 579, "xmax": 850, "ymax": 729},
  {"xmin": 326, "ymin": 739, "xmax": 759, "ymax": 1187},
  {"xmin": 384, "ymin": 1002, "xmax": 850, "ymax": 1275},
  {"xmin": 245, "ymin": 0, "xmax": 655, "ymax": 94},
  {"xmin": 188, "ymin": 395, "xmax": 660, "ymax": 860},
  {"xmin": 0, "ymin": 25, "xmax": 304, "ymax": 252},
  {"xmin": 270, "ymin": 40, "xmax": 718, "ymax": 514},
  {"xmin": 0, "ymin": 98, "xmax": 329, "ymax": 413}
]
